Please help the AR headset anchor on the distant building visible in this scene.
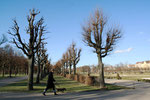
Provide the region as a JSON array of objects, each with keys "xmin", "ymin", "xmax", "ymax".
[
  {"xmin": 127, "ymin": 64, "xmax": 135, "ymax": 68},
  {"xmin": 135, "ymin": 61, "xmax": 150, "ymax": 68},
  {"xmin": 128, "ymin": 61, "xmax": 150, "ymax": 68}
]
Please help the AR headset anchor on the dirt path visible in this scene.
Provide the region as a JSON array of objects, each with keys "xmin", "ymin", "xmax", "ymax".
[{"xmin": 0, "ymin": 76, "xmax": 27, "ymax": 87}]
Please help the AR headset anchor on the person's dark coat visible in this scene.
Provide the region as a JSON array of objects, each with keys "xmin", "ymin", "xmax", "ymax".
[{"xmin": 46, "ymin": 72, "xmax": 55, "ymax": 89}]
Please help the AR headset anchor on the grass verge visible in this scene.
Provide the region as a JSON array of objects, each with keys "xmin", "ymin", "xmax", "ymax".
[
  {"xmin": 0, "ymin": 75, "xmax": 129, "ymax": 93},
  {"xmin": 0, "ymin": 74, "xmax": 26, "ymax": 80}
]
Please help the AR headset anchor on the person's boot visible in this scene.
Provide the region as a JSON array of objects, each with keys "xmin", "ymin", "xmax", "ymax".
[
  {"xmin": 54, "ymin": 92, "xmax": 58, "ymax": 95},
  {"xmin": 42, "ymin": 90, "xmax": 46, "ymax": 96},
  {"xmin": 53, "ymin": 90, "xmax": 57, "ymax": 95},
  {"xmin": 42, "ymin": 92, "xmax": 46, "ymax": 96}
]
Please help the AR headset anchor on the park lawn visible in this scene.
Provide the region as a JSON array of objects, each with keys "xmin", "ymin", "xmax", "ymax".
[
  {"xmin": 0, "ymin": 74, "xmax": 27, "ymax": 81},
  {"xmin": 0, "ymin": 75, "xmax": 128, "ymax": 93},
  {"xmin": 104, "ymin": 74, "xmax": 150, "ymax": 81},
  {"xmin": 0, "ymin": 76, "xmax": 5, "ymax": 80},
  {"xmin": 0, "ymin": 76, "xmax": 47, "ymax": 93}
]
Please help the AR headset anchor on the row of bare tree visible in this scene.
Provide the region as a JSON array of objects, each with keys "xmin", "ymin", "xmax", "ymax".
[
  {"xmin": 53, "ymin": 42, "xmax": 81, "ymax": 76},
  {"xmin": 53, "ymin": 9, "xmax": 122, "ymax": 89},
  {"xmin": 6, "ymin": 9, "xmax": 52, "ymax": 90},
  {"xmin": 1, "ymin": 7, "xmax": 122, "ymax": 90},
  {"xmin": 35, "ymin": 42, "xmax": 51, "ymax": 84},
  {"xmin": 0, "ymin": 43, "xmax": 51, "ymax": 85},
  {"xmin": 0, "ymin": 45, "xmax": 28, "ymax": 77}
]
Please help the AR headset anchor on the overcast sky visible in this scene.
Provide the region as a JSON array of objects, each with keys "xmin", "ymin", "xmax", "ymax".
[{"xmin": 0, "ymin": 0, "xmax": 150, "ymax": 66}]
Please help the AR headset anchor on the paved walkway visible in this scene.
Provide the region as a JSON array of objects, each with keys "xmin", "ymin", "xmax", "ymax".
[{"xmin": 1, "ymin": 78, "xmax": 150, "ymax": 100}]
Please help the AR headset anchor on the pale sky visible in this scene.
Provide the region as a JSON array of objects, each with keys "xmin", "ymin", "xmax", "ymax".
[{"xmin": 0, "ymin": 0, "xmax": 150, "ymax": 66}]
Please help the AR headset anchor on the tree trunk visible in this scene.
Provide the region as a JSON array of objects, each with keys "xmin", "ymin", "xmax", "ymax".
[
  {"xmin": 97, "ymin": 54, "xmax": 105, "ymax": 88},
  {"xmin": 40, "ymin": 64, "xmax": 43, "ymax": 80},
  {"xmin": 43, "ymin": 66, "xmax": 47, "ymax": 78},
  {"xmin": 9, "ymin": 65, "xmax": 12, "ymax": 77},
  {"xmin": 15, "ymin": 67, "xmax": 18, "ymax": 76},
  {"xmin": 2, "ymin": 65, "xmax": 5, "ymax": 77},
  {"xmin": 73, "ymin": 62, "xmax": 76, "ymax": 75},
  {"xmin": 36, "ymin": 61, "xmax": 40, "ymax": 84},
  {"xmin": 63, "ymin": 65, "xmax": 66, "ymax": 77},
  {"xmin": 69, "ymin": 65, "xmax": 71, "ymax": 74},
  {"xmin": 27, "ymin": 55, "xmax": 34, "ymax": 90},
  {"xmin": 26, "ymin": 67, "xmax": 28, "ymax": 75}
]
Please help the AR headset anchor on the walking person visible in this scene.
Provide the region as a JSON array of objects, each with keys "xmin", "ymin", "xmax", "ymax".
[{"xmin": 43, "ymin": 69, "xmax": 57, "ymax": 96}]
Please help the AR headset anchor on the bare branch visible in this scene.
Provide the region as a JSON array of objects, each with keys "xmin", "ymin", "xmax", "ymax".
[
  {"xmin": 0, "ymin": 34, "xmax": 7, "ymax": 45},
  {"xmin": 82, "ymin": 9, "xmax": 122, "ymax": 58},
  {"xmin": 12, "ymin": 38, "xmax": 29, "ymax": 56}
]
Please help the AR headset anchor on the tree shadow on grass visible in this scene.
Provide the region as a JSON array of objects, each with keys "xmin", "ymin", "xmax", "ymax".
[{"xmin": 7, "ymin": 81, "xmax": 27, "ymax": 86}]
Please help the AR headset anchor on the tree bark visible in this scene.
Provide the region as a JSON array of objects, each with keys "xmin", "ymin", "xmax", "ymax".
[
  {"xmin": 73, "ymin": 62, "xmax": 76, "ymax": 75},
  {"xmin": 97, "ymin": 54, "xmax": 105, "ymax": 88},
  {"xmin": 2, "ymin": 65, "xmax": 5, "ymax": 77},
  {"xmin": 69, "ymin": 65, "xmax": 71, "ymax": 74},
  {"xmin": 27, "ymin": 55, "xmax": 34, "ymax": 90},
  {"xmin": 40, "ymin": 64, "xmax": 43, "ymax": 80},
  {"xmin": 36, "ymin": 61, "xmax": 40, "ymax": 84},
  {"xmin": 62, "ymin": 64, "xmax": 65, "ymax": 77},
  {"xmin": 9, "ymin": 65, "xmax": 12, "ymax": 77}
]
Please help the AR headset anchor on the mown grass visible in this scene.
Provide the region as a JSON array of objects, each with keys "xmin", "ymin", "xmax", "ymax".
[
  {"xmin": 104, "ymin": 74, "xmax": 150, "ymax": 81},
  {"xmin": 54, "ymin": 76, "xmax": 98, "ymax": 93},
  {"xmin": 0, "ymin": 77, "xmax": 5, "ymax": 80},
  {"xmin": 0, "ymin": 75, "xmax": 128, "ymax": 93},
  {"xmin": 0, "ymin": 74, "xmax": 26, "ymax": 80},
  {"xmin": 0, "ymin": 76, "xmax": 47, "ymax": 93},
  {"xmin": 106, "ymin": 84, "xmax": 131, "ymax": 90}
]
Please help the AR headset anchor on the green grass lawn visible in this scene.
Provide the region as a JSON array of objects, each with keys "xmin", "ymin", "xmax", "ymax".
[
  {"xmin": 0, "ymin": 74, "xmax": 27, "ymax": 81},
  {"xmin": 0, "ymin": 77, "xmax": 5, "ymax": 80},
  {"xmin": 104, "ymin": 74, "xmax": 150, "ymax": 81},
  {"xmin": 0, "ymin": 75, "xmax": 128, "ymax": 93}
]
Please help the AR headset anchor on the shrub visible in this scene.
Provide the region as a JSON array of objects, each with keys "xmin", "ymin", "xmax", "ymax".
[
  {"xmin": 85, "ymin": 76, "xmax": 94, "ymax": 86},
  {"xmin": 74, "ymin": 74, "xmax": 79, "ymax": 81},
  {"xmin": 78, "ymin": 75, "xmax": 85, "ymax": 83}
]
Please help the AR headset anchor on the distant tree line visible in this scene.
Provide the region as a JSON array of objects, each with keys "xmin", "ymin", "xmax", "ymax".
[
  {"xmin": 0, "ymin": 44, "xmax": 28, "ymax": 77},
  {"xmin": 2, "ymin": 9, "xmax": 52, "ymax": 90}
]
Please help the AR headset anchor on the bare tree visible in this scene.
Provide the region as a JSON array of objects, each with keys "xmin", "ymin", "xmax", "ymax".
[
  {"xmin": 65, "ymin": 52, "xmax": 69, "ymax": 73},
  {"xmin": 35, "ymin": 42, "xmax": 48, "ymax": 83},
  {"xmin": 8, "ymin": 9, "xmax": 46, "ymax": 90},
  {"xmin": 0, "ymin": 48, "xmax": 7, "ymax": 77},
  {"xmin": 0, "ymin": 46, "xmax": 28, "ymax": 77},
  {"xmin": 0, "ymin": 34, "xmax": 7, "ymax": 45},
  {"xmin": 67, "ymin": 47, "xmax": 73, "ymax": 74},
  {"xmin": 53, "ymin": 60, "xmax": 62, "ymax": 74},
  {"xmin": 4, "ymin": 44, "xmax": 14, "ymax": 77},
  {"xmin": 82, "ymin": 9, "xmax": 122, "ymax": 88},
  {"xmin": 39, "ymin": 44, "xmax": 48, "ymax": 80},
  {"xmin": 71, "ymin": 42, "xmax": 82, "ymax": 75},
  {"xmin": 61, "ymin": 53, "xmax": 67, "ymax": 76}
]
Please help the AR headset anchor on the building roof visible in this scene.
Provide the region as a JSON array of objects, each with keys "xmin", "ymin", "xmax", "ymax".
[{"xmin": 136, "ymin": 60, "xmax": 150, "ymax": 64}]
